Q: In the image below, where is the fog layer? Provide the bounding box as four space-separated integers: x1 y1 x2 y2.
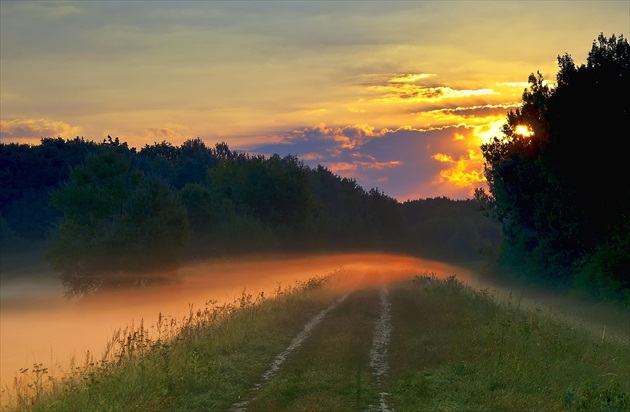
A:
0 253 472 386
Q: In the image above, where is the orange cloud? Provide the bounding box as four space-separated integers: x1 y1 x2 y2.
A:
0 118 82 143
325 159 401 175
277 123 388 151
133 126 188 144
326 162 358 174
300 152 326 161
370 83 496 104
424 103 520 115
432 148 485 189
254 122 496 200
347 106 366 113
388 73 436 83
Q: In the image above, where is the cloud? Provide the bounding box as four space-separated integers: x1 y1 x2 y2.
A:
432 149 485 188
332 72 524 139
367 71 498 105
134 126 188 144
252 123 489 201
371 84 497 103
0 118 82 143
4 2 620 200
389 73 436 83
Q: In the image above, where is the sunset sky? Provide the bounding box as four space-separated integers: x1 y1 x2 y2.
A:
1 1 628 200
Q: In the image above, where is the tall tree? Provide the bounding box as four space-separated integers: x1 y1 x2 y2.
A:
481 33 630 291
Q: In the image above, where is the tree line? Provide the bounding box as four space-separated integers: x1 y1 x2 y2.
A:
1 136 500 296
480 33 629 303
4 33 625 302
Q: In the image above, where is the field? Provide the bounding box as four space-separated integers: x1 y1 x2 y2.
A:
3 268 629 411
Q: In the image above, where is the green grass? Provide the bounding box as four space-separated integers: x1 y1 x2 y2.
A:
3 271 629 411
245 288 382 411
388 275 630 411
3 275 338 411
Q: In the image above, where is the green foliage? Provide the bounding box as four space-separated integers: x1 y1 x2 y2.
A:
47 151 189 296
3 135 502 294
0 137 98 238
574 227 630 304
208 153 317 236
481 33 630 298
401 197 502 261
308 166 370 247
0 211 17 244
179 183 215 235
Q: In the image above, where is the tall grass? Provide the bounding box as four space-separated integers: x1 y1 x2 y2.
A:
1 275 334 411
3 271 628 411
388 274 630 411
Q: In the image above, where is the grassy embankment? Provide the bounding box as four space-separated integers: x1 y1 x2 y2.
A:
3 270 629 411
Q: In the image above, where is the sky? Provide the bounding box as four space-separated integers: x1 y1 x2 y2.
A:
1 1 628 201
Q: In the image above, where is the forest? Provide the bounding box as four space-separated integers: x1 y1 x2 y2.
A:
1 34 627 303
0 136 501 296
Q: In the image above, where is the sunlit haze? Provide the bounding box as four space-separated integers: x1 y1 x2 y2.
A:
0 253 475 387
1 1 627 199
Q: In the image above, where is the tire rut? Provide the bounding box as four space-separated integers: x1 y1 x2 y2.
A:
366 285 395 412
231 291 352 411
232 283 398 411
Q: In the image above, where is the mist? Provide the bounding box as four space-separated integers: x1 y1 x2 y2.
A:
0 252 475 387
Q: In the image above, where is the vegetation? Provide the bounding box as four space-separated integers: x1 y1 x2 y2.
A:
2 29 628 412
47 151 190 296
4 38 626 303
4 273 628 411
1 137 500 296
480 33 629 302
388 275 629 411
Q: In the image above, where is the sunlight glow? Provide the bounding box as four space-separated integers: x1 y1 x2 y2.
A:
0 253 472 388
473 119 506 145
514 124 534 137
432 149 485 188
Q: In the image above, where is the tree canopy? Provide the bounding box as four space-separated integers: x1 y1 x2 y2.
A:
2 136 501 296
481 33 629 300
47 151 190 296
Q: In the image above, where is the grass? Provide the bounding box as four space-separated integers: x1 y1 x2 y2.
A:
2 275 338 411
245 288 382 411
388 275 630 411
3 271 629 411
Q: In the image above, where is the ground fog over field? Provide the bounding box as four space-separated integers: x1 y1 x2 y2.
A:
1 253 477 387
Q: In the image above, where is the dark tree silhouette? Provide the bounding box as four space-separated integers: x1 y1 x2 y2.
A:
481 33 630 298
48 151 189 296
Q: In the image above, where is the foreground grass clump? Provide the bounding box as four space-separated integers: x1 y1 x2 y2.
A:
3 275 338 411
388 274 630 412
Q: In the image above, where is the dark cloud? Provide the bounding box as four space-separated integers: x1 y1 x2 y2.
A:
252 124 483 200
